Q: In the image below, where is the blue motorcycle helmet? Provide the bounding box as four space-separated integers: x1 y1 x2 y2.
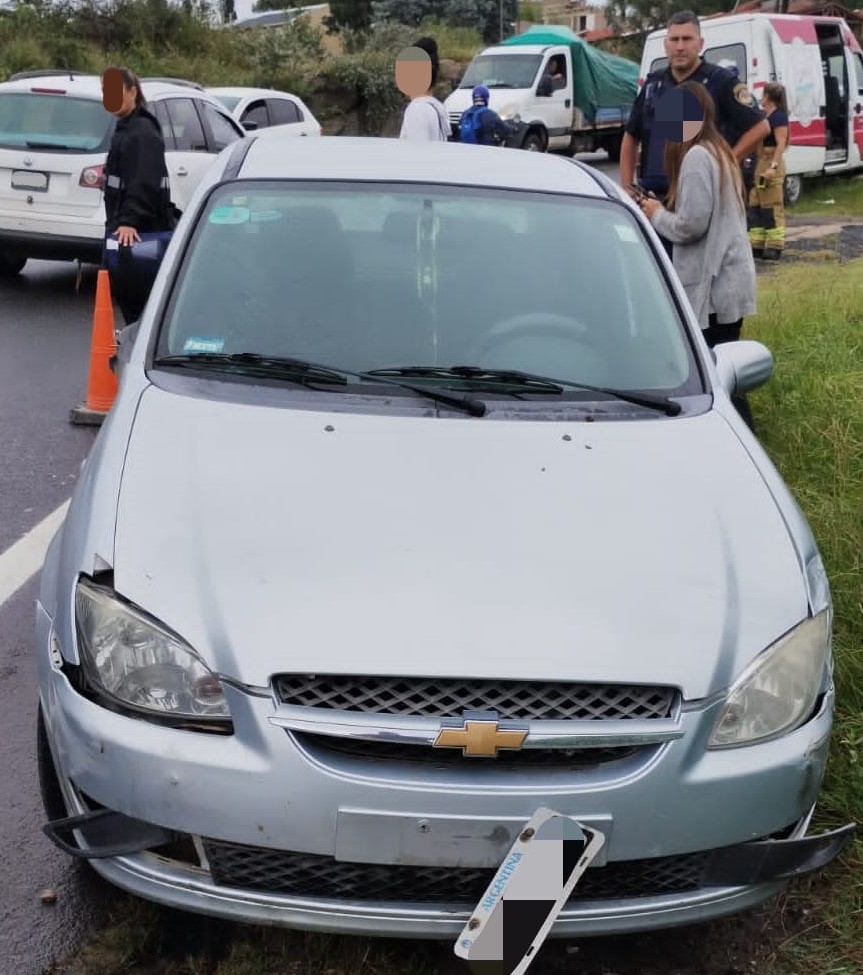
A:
472 85 490 105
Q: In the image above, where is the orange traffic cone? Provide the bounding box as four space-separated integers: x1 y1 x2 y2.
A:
70 269 119 425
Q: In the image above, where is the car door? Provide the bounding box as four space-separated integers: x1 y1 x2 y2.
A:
157 96 218 211
536 48 573 150
268 96 315 136
851 49 863 160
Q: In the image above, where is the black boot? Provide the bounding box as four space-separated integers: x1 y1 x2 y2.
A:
751 246 764 259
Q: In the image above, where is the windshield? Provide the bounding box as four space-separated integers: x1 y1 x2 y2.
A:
156 182 698 403
209 93 241 111
0 93 113 151
459 54 543 90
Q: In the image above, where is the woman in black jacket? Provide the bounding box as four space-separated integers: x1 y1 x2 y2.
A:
102 67 174 325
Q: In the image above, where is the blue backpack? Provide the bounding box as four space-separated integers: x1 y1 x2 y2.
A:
459 105 486 144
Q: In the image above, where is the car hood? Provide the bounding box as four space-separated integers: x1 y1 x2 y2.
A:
112 388 807 699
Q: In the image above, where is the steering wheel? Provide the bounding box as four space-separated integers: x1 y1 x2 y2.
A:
465 312 593 363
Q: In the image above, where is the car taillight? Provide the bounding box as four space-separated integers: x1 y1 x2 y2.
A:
80 165 104 190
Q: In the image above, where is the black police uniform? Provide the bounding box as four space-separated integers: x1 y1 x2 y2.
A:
104 106 174 325
626 61 764 198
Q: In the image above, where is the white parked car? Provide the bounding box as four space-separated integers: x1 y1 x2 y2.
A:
0 71 245 275
206 86 322 137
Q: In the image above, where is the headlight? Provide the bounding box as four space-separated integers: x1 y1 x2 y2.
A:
75 578 230 723
708 610 831 748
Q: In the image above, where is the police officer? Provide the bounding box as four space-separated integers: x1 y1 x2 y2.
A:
102 66 176 325
620 11 768 202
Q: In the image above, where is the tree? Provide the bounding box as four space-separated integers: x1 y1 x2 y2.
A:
605 0 729 44
372 0 518 43
325 0 374 33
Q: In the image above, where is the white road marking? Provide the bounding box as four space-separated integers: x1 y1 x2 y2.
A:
0 500 69 608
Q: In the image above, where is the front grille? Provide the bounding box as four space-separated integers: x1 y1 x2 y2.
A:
273 675 677 722
294 732 640 769
204 840 708 904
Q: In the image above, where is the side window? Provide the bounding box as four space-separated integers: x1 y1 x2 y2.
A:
199 101 243 151
703 43 747 82
269 98 302 124
240 101 270 129
150 100 175 149
164 98 207 152
855 52 863 94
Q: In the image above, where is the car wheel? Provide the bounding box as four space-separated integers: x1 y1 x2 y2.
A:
784 175 803 207
37 704 69 822
603 134 623 163
522 132 545 153
0 251 26 276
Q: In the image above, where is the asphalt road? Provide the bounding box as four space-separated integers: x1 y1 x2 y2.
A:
0 259 108 975
0 150 620 975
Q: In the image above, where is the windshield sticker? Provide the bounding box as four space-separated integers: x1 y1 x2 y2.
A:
209 206 251 225
250 210 283 223
183 337 225 353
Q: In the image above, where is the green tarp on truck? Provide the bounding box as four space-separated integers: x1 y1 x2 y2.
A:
501 25 639 123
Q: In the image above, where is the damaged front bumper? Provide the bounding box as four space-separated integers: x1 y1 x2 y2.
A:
43 801 855 938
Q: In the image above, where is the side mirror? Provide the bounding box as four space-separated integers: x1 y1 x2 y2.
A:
243 120 259 131
713 340 773 395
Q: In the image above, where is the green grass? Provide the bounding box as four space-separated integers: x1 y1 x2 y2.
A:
789 172 863 217
52 262 862 975
746 260 863 973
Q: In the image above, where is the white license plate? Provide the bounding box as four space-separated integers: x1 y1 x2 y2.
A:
454 807 604 975
12 170 49 192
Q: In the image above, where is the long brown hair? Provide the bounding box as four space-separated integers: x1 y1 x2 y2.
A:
663 81 743 213
763 82 788 114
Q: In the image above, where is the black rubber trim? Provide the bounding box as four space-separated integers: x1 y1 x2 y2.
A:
702 823 856 886
221 136 255 182
43 808 174 859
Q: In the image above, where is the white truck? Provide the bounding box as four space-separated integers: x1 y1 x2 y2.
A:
641 13 863 203
444 25 639 159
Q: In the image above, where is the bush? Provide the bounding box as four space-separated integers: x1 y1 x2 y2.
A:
320 50 403 134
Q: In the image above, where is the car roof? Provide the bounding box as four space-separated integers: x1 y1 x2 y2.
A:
232 135 609 198
0 73 212 101
207 86 301 100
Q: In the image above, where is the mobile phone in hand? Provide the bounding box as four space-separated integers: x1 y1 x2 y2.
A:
629 183 648 201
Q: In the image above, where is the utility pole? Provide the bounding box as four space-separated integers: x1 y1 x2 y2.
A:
500 0 504 41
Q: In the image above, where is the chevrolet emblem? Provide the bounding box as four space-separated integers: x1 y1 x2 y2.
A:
433 717 528 757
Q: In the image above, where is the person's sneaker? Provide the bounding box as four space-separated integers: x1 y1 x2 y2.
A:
763 248 782 261
751 247 765 259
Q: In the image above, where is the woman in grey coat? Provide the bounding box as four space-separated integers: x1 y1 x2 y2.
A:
640 81 756 350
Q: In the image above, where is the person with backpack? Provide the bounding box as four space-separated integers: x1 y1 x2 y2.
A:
459 86 515 147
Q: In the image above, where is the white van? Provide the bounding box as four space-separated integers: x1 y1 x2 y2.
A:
640 13 863 203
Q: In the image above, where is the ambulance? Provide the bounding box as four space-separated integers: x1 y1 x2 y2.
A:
640 13 863 203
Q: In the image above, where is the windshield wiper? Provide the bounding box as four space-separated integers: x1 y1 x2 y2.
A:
153 353 487 417
154 353 349 385
25 140 73 150
368 366 681 416
368 365 563 393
